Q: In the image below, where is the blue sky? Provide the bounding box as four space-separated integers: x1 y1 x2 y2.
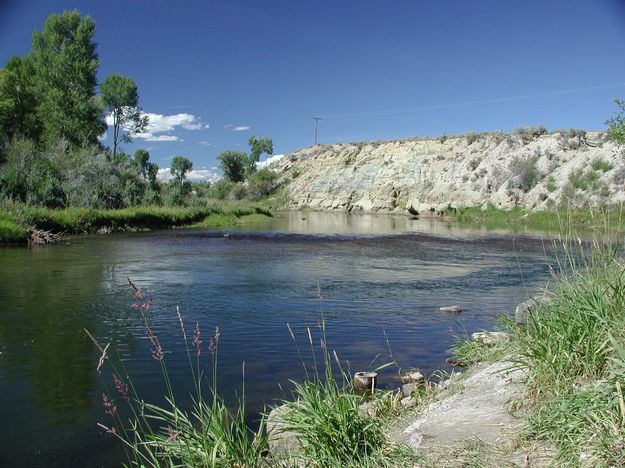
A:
2 0 625 178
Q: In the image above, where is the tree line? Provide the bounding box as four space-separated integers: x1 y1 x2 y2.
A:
0 10 280 210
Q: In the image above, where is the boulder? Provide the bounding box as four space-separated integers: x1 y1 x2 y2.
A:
400 396 417 408
515 295 552 323
471 331 510 346
402 383 417 397
266 404 300 456
402 371 425 384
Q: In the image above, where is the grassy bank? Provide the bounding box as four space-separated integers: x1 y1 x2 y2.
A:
453 234 625 465
0 202 273 244
448 205 625 233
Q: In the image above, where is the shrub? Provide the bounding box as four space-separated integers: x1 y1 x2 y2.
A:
515 125 547 144
568 168 601 191
546 175 557 193
247 168 279 198
509 154 540 191
590 158 614 172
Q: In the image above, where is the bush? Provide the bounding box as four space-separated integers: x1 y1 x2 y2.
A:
208 179 235 200
546 175 557 193
590 158 614 172
509 154 540 191
568 168 601 192
247 168 279 198
515 125 547 144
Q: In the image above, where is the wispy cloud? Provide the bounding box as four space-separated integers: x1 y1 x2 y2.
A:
225 124 250 131
105 112 209 142
199 141 217 146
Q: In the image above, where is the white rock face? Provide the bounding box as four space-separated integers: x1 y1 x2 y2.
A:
270 132 623 214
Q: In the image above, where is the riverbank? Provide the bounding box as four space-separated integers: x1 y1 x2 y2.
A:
447 204 624 232
0 202 273 244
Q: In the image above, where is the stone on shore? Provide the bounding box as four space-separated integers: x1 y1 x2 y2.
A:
515 295 552 323
392 361 526 451
472 331 510 346
266 404 300 456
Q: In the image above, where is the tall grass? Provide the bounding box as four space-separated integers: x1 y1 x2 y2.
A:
87 279 265 467
451 219 625 465
512 237 625 465
89 280 419 467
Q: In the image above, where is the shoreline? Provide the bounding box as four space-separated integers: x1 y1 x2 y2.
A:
0 203 274 245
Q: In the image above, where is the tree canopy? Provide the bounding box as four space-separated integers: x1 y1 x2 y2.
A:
247 136 273 177
217 150 247 182
29 10 105 147
100 74 148 156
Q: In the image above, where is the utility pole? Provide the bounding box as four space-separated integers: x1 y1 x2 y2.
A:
313 116 321 145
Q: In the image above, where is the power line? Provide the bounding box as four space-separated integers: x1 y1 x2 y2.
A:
317 82 625 121
313 116 321 145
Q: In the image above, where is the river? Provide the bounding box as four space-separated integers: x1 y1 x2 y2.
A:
0 211 556 466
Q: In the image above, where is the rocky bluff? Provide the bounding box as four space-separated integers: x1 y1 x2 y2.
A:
270 130 622 215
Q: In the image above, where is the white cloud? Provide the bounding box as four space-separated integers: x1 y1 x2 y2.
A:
256 154 285 169
225 124 250 131
199 141 216 146
157 167 221 183
143 134 180 142
105 112 209 142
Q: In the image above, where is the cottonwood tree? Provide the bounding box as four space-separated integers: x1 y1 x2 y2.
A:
247 136 273 177
101 74 148 157
29 10 105 147
0 56 40 146
217 150 247 182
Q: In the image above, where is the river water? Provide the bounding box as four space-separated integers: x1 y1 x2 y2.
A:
0 211 557 466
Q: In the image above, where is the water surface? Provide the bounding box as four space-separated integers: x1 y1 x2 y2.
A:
0 212 556 466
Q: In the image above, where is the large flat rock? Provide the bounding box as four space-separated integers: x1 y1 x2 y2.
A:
394 361 526 450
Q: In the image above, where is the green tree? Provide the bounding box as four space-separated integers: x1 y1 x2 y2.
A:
133 148 150 178
0 56 39 146
170 156 192 182
217 150 247 182
100 73 148 157
607 99 625 146
29 10 105 147
247 136 273 177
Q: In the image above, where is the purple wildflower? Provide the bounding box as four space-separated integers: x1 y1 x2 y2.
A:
193 322 202 358
112 374 130 402
102 393 117 417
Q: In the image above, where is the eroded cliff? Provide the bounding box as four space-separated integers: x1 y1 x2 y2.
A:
270 131 623 215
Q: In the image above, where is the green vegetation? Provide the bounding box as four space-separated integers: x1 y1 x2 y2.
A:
568 168 599 190
0 11 282 244
546 175 557 192
515 125 547 144
89 281 421 467
450 228 625 465
449 205 624 233
100 73 148 157
0 203 272 244
590 157 614 172
509 153 540 191
607 99 625 146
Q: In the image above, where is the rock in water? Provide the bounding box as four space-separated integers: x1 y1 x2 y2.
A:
439 305 463 313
